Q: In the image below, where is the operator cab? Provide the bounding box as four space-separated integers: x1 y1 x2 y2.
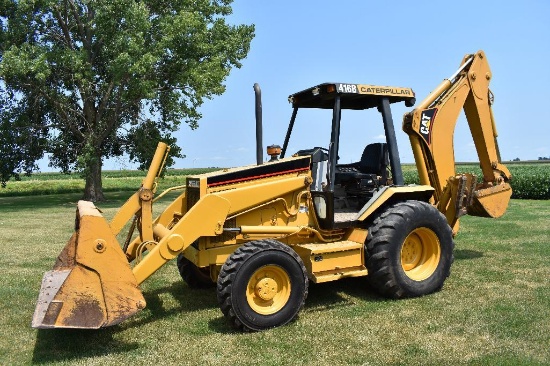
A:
281 83 415 229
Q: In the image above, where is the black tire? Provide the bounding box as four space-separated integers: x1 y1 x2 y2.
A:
217 239 308 331
176 254 215 289
365 200 454 298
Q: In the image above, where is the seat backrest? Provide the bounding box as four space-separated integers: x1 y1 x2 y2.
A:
358 143 388 175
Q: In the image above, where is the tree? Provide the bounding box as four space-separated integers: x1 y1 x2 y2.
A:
0 85 48 187
0 0 254 201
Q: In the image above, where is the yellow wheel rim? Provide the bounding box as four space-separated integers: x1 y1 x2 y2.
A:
246 265 291 315
401 227 441 281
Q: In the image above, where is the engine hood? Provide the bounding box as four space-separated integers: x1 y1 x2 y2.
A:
188 155 311 188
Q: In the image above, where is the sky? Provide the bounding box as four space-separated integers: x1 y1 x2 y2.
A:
69 1 550 170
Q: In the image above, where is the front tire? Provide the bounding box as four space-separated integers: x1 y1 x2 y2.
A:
176 254 214 289
217 239 308 331
366 200 454 298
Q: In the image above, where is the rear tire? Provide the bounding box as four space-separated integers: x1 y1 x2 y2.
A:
366 200 454 298
176 254 214 289
217 239 308 331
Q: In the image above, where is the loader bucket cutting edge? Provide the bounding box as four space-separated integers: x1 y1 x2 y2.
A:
32 201 146 329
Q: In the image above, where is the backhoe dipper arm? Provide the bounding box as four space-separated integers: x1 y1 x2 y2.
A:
403 50 512 229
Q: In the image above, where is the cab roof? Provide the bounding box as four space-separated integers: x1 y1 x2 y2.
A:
288 82 415 110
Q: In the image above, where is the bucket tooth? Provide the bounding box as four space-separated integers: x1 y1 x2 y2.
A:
32 201 146 329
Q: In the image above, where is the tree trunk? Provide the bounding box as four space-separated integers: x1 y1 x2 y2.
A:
83 153 105 202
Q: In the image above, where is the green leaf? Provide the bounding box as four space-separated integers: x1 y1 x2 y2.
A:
0 0 254 200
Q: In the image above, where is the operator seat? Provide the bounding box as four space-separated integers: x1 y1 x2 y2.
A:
335 143 388 181
357 143 388 176
335 143 389 206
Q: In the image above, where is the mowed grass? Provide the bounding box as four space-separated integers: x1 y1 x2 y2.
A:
0 192 548 365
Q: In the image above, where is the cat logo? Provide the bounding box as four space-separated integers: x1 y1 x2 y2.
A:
420 108 437 144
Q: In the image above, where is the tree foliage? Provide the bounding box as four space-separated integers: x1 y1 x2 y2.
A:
0 85 48 187
0 0 254 200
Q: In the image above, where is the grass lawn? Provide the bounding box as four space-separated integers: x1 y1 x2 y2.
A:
0 192 548 365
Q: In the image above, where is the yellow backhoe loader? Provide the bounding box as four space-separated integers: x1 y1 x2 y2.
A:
32 50 511 331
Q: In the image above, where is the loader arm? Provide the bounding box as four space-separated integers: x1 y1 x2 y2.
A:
110 142 170 239
403 50 512 231
131 174 310 284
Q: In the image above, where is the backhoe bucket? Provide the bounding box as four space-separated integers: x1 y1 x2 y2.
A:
467 183 512 218
32 201 145 329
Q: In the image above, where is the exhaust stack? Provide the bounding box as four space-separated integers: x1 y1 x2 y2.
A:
254 83 263 165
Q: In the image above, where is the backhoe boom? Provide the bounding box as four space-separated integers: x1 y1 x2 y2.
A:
403 50 512 231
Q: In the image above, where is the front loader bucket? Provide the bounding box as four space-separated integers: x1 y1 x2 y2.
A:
467 182 512 218
32 201 146 329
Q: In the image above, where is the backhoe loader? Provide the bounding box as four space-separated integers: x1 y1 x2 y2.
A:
32 50 512 331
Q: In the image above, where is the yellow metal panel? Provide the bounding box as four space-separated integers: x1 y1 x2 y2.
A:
294 241 365 282
206 244 242 266
240 226 302 234
132 194 231 284
183 243 242 268
217 175 309 215
356 186 434 222
429 82 470 191
311 249 362 273
153 191 186 229
297 241 363 254
346 228 368 244
313 268 369 283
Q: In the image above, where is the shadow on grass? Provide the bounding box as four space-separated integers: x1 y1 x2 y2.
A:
32 250 484 360
31 282 222 362
124 281 236 334
204 277 389 334
306 276 386 312
454 249 484 260
126 277 389 334
32 328 139 364
208 316 234 333
110 277 388 336
121 281 219 329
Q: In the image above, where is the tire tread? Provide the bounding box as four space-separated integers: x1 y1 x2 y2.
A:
366 201 455 298
216 239 308 331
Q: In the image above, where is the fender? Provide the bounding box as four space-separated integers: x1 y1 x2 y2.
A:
356 185 434 222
